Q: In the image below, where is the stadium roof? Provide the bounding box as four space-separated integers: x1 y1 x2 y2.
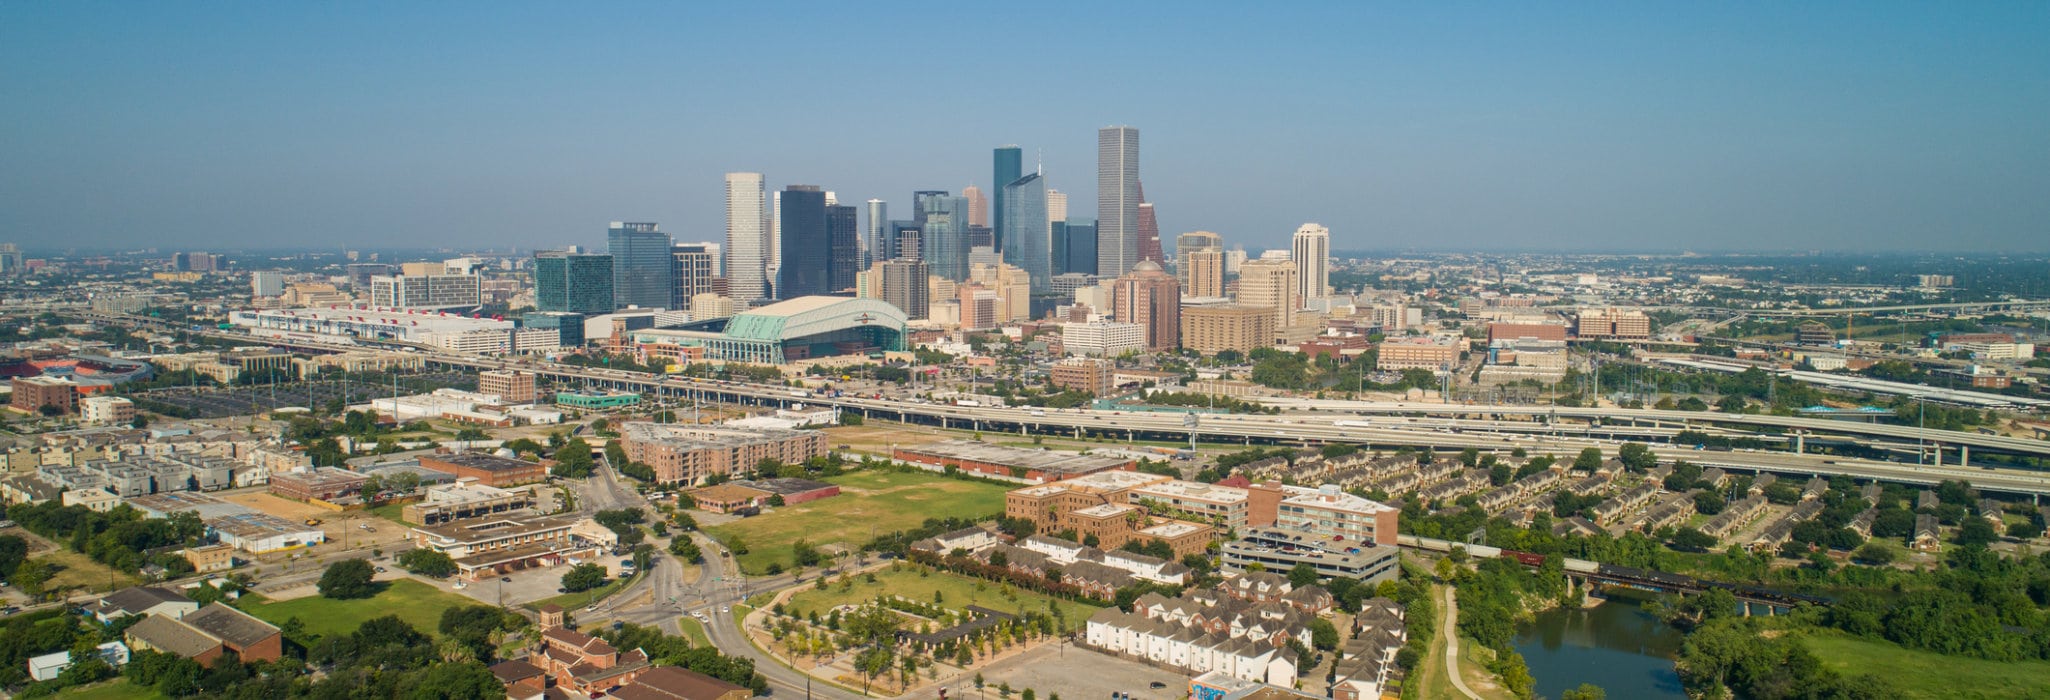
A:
722 296 906 342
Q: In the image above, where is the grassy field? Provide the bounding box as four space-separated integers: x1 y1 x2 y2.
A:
239 579 477 640
36 546 139 594
780 566 1102 632
705 470 1010 575
61 679 165 700
1802 631 2050 699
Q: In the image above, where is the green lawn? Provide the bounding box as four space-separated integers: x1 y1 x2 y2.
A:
780 566 1101 632
525 572 638 612
1802 631 2050 699
238 578 477 640
366 501 411 526
678 616 712 647
705 470 1011 575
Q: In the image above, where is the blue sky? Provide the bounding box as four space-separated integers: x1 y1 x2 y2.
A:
3 2 2046 253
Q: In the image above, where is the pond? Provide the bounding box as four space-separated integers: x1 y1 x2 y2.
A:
1512 598 1687 700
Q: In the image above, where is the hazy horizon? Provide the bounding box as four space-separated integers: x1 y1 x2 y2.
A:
4 3 2046 253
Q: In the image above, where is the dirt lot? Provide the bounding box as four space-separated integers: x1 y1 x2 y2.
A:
217 490 412 554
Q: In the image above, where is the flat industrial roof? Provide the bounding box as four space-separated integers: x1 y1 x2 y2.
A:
900 440 1131 476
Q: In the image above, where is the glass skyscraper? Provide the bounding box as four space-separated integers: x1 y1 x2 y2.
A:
992 145 1022 252
827 201 859 292
921 195 970 281
1064 218 1098 276
776 185 830 298
608 222 674 309
1001 172 1050 291
534 250 615 314
864 199 886 268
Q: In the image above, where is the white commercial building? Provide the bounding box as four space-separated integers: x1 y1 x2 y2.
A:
250 271 285 297
725 172 769 305
1062 321 1146 357
369 274 482 309
1291 223 1330 303
80 396 137 426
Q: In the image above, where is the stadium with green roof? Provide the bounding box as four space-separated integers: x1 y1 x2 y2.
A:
628 296 908 364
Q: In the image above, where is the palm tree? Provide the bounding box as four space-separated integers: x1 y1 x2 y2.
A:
438 638 475 664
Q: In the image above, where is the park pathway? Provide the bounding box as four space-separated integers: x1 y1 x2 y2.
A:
1442 586 1483 700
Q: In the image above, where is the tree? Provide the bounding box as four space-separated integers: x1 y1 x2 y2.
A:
553 437 596 478
1617 442 1656 472
670 537 704 563
1957 518 1998 547
1692 491 1726 515
1561 683 1607 700
562 562 609 592
1288 562 1320 588
398 549 457 578
1668 528 1718 552
1853 542 1896 565
1572 447 1605 472
318 558 377 599
1309 618 1340 651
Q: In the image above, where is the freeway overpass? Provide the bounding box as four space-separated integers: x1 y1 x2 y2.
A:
80 313 2050 495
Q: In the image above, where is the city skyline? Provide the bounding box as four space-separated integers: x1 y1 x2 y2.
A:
4 4 2047 253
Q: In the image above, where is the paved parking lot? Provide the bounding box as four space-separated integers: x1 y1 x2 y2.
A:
451 564 571 607
963 643 1188 700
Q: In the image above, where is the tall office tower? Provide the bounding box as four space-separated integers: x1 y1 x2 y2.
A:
0 243 21 276
1000 173 1051 291
1050 221 1069 276
1135 189 1163 264
1185 249 1226 299
963 185 988 229
768 190 783 292
1238 255 1300 328
911 190 949 227
724 172 770 305
1046 189 1068 224
873 258 931 320
776 185 830 298
1064 218 1099 276
921 194 971 281
826 201 859 292
1111 260 1181 351
1097 126 1140 277
864 199 887 267
1175 230 1224 287
671 244 718 312
992 145 1022 251
608 222 674 309
888 220 921 261
1291 223 1331 304
1225 247 1248 275
250 271 285 297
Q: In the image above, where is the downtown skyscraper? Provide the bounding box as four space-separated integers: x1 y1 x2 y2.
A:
534 250 614 314
864 199 887 268
1097 126 1140 278
1292 223 1331 303
1000 172 1050 291
826 198 859 293
777 185 830 298
920 193 971 281
724 172 770 305
992 145 1022 252
608 222 673 310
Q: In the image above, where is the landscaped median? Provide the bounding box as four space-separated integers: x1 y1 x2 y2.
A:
524 568 643 613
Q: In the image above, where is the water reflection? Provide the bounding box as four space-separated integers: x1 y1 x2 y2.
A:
1513 598 1686 700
